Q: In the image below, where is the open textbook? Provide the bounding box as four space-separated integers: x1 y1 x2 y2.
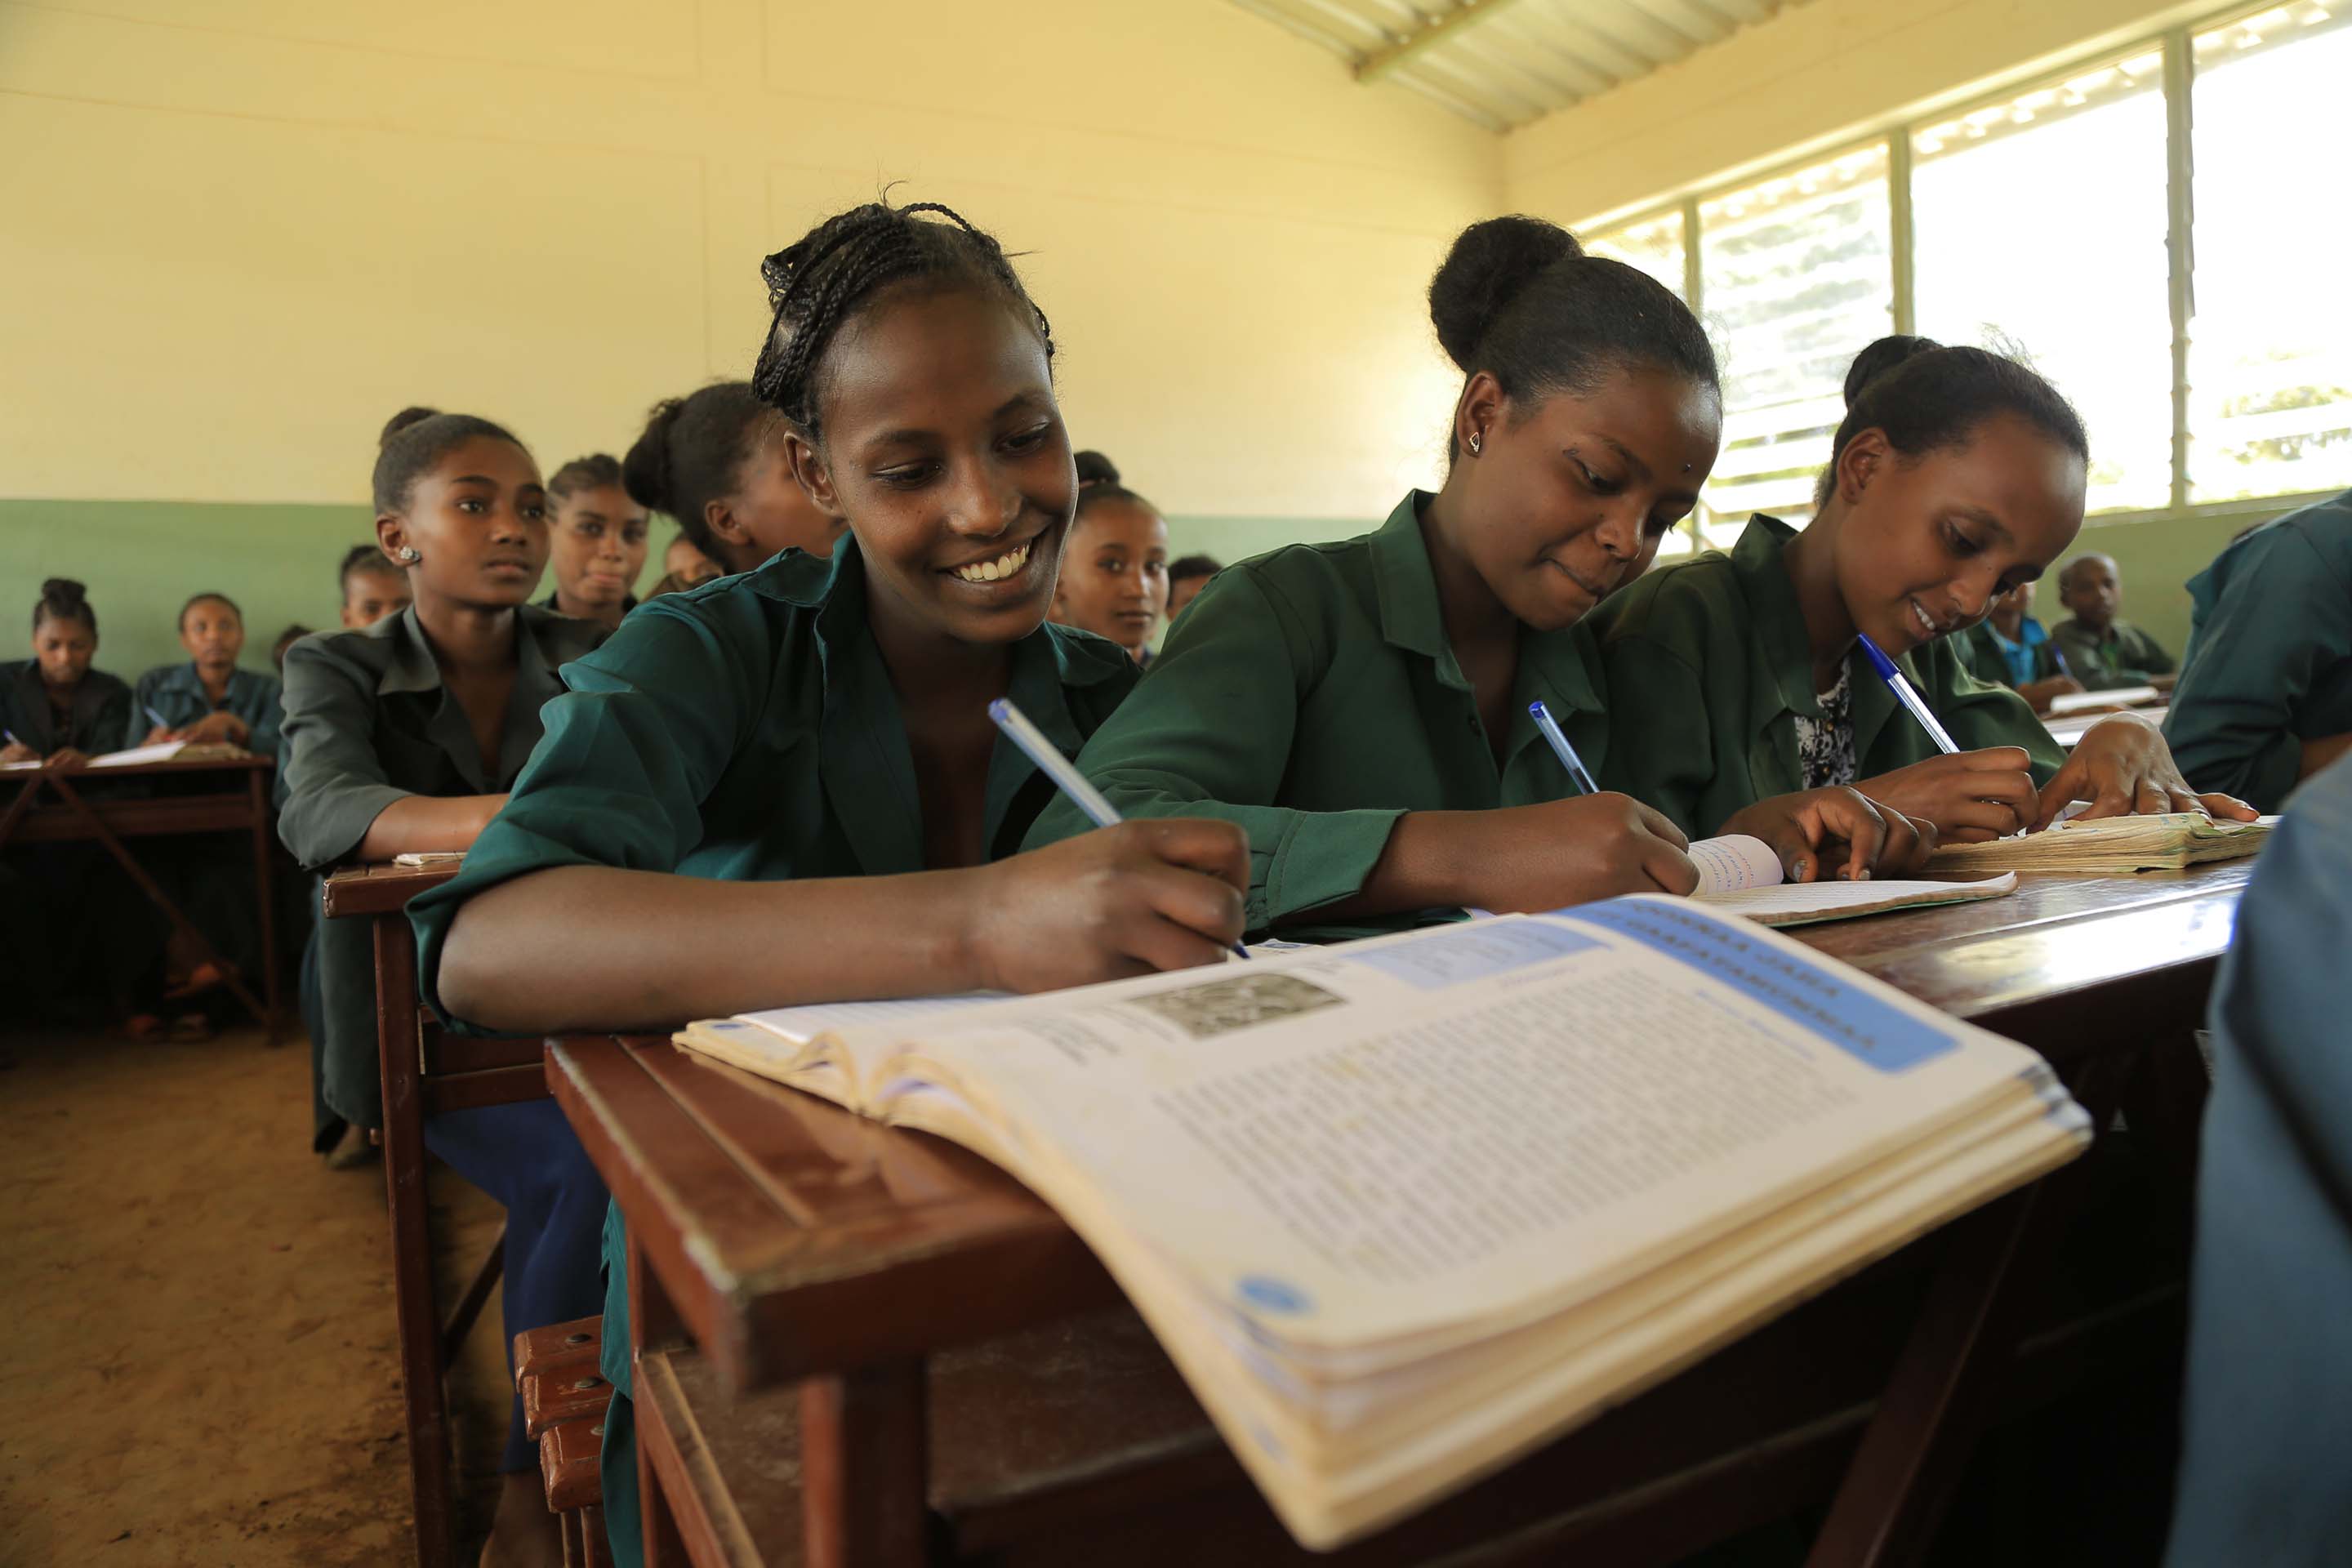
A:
1930 811 2277 874
675 898 2089 1548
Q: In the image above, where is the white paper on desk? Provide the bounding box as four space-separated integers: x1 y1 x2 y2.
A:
1686 835 1782 896
2046 685 2160 715
83 741 188 768
2 759 41 771
393 852 467 868
1696 875 2018 925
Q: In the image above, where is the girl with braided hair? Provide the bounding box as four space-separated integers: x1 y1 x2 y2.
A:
408 199 1247 1563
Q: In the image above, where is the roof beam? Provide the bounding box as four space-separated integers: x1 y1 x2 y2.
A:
1356 0 1537 83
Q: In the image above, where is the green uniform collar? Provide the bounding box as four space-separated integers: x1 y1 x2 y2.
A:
1729 514 1911 790
1367 491 1607 755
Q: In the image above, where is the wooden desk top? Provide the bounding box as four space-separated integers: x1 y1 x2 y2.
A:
322 861 464 918
549 858 2253 1396
2 752 274 780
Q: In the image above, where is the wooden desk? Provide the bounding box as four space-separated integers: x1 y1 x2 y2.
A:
0 753 281 1037
551 863 2247 1568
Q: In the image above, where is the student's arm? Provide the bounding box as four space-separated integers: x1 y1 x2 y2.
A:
2166 529 2352 810
419 607 1244 1032
276 638 504 866
2303 733 2352 782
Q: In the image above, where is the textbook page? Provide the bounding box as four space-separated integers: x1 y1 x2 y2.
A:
878 900 2068 1352
1687 834 1780 895
1699 874 2016 926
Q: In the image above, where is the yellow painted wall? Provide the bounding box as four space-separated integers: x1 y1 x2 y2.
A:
0 0 1500 523
1505 0 2212 224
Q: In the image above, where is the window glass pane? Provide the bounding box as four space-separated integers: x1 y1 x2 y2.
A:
1584 210 1686 301
1912 53 2172 514
1698 145 1894 537
2189 7 2352 501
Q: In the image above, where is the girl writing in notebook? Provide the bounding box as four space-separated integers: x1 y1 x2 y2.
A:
1 578 133 767
403 201 1249 1564
278 406 611 1565
619 381 840 576
1049 450 1171 665
1588 336 2255 842
131 592 283 755
1026 216 1931 939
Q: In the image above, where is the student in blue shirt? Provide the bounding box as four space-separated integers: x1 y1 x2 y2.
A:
1957 580 2082 715
129 592 283 755
403 200 1248 1566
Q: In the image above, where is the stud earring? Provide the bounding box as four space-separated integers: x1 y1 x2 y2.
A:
1468 431 1482 456
397 547 420 564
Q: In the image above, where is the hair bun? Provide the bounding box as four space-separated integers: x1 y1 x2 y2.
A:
1428 216 1584 372
39 577 87 608
1073 450 1120 489
380 406 440 448
621 397 686 513
1843 336 1942 408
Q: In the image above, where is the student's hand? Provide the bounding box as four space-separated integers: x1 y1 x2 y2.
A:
1721 788 1937 883
1858 749 2040 844
1457 795 1700 909
181 712 247 746
46 748 91 772
0 740 38 765
2038 717 2260 828
969 818 1249 993
2016 675 2082 715
140 724 180 745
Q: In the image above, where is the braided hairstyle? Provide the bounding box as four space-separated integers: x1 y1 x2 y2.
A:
32 577 96 635
751 200 1053 440
1817 336 2087 507
547 452 625 502
373 406 527 515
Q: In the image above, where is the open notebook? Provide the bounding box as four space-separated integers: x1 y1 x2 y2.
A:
1686 834 2015 926
675 898 2087 1548
1929 812 2276 874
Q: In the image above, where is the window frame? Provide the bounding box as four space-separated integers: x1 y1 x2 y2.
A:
1578 0 2332 551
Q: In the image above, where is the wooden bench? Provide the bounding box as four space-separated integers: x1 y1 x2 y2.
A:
519 1317 614 1568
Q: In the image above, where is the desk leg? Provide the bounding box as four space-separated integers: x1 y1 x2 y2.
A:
376 920 454 1568
1804 1065 2127 1568
249 771 279 1045
0 773 47 846
629 1236 690 1568
800 1363 928 1568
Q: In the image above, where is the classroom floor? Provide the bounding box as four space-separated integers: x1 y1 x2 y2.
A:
2 1020 513 1567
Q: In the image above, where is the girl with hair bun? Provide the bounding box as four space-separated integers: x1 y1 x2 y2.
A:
1589 335 2256 839
1 578 132 766
620 381 838 576
1049 450 1171 663
1027 215 1931 938
276 404 612 1565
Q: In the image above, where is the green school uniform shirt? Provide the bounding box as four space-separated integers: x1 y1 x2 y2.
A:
1021 491 1614 938
127 662 284 755
2164 489 2352 811
1585 514 2064 840
402 538 1136 1451
0 660 132 755
276 604 607 1129
2050 617 2175 691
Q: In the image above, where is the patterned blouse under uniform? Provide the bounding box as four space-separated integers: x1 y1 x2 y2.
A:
1795 664 1859 790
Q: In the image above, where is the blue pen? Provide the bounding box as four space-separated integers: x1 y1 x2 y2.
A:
1858 637 1960 754
1528 701 1599 795
144 704 173 732
987 697 1250 960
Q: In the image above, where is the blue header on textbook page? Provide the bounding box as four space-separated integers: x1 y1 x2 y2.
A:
1550 899 1958 1073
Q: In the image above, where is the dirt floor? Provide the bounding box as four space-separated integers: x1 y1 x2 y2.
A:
2 1020 516 1567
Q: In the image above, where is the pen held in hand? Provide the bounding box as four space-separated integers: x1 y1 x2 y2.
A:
987 697 1250 960
1857 637 1960 755
1528 700 1600 795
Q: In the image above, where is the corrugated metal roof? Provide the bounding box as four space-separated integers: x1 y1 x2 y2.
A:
1231 0 1804 131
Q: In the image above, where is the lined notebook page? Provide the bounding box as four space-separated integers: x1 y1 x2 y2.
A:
1697 875 2018 927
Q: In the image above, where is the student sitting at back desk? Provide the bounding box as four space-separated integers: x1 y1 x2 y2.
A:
400 200 1250 1568
2163 488 2352 812
540 452 649 629
1049 450 1169 666
278 405 611 1564
1166 551 1223 620
620 380 840 578
1 577 132 768
1028 216 1932 939
1591 336 2250 843
1958 580 2082 715
338 541 412 629
2051 551 2176 693
129 591 283 754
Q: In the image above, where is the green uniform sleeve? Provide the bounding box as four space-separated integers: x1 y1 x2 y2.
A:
276 639 412 868
1594 632 1718 838
1927 648 2065 784
2166 529 2352 808
406 601 766 1026
1024 568 1402 932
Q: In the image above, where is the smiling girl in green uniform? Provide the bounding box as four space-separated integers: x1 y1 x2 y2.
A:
1589 336 2255 840
405 201 1249 1566
1024 216 1931 935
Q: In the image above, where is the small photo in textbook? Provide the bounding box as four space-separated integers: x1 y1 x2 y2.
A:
1126 971 1348 1040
